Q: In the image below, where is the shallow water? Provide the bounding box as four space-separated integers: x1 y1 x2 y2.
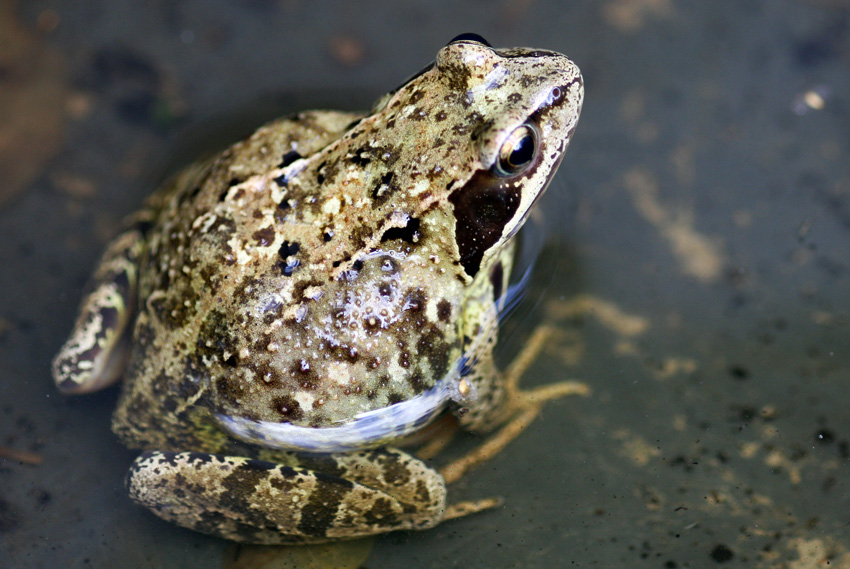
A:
2 2 849 568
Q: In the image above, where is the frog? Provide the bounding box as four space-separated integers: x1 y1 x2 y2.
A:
52 34 584 544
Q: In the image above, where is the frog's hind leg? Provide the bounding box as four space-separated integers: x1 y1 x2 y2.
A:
52 226 145 394
126 448 448 545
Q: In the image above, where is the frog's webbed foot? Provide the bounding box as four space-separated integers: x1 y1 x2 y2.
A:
500 324 590 413
126 448 447 545
442 324 589 485
52 226 144 394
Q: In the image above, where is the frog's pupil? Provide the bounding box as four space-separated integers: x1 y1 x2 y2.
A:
496 125 537 177
509 135 534 168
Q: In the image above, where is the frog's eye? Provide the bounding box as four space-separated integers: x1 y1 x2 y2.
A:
447 33 492 47
495 124 537 177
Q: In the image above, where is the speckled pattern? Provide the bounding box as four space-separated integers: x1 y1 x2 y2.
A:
50 37 583 543
126 447 446 544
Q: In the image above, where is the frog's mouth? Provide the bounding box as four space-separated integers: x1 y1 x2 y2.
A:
215 379 456 453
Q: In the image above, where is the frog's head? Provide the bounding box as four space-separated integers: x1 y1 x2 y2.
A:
371 35 582 280
431 34 584 278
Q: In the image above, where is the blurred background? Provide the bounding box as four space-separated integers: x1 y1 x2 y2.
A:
1 1 848 567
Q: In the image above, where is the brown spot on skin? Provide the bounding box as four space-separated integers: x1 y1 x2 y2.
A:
252 225 275 247
147 278 198 331
436 299 452 323
348 148 372 168
272 394 303 421
363 496 399 527
370 450 411 486
197 309 238 359
363 315 382 333
268 475 297 494
212 459 300 536
407 371 426 394
179 359 204 400
416 327 450 380
415 479 431 504
296 472 354 538
490 260 504 301
295 454 347 478
292 279 323 303
290 359 319 391
410 107 428 121
377 282 394 297
326 343 360 364
398 349 410 369
469 117 494 143
438 58 474 93
216 376 243 407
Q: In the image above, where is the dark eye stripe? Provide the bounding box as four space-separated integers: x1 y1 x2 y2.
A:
448 170 523 277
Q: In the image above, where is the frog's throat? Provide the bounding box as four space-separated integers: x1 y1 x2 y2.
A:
215 378 461 453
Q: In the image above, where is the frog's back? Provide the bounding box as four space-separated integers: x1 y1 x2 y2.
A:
112 108 469 451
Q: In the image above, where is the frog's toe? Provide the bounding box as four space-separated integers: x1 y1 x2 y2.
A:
127 450 447 545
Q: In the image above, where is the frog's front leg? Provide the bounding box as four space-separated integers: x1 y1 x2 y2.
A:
52 224 145 394
446 325 590 484
126 447 448 545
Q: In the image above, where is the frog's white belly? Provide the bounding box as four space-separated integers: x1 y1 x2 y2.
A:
217 373 459 452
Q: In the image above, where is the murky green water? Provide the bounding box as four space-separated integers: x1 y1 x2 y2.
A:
2 2 848 567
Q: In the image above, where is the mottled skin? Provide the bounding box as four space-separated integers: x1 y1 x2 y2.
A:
53 36 583 544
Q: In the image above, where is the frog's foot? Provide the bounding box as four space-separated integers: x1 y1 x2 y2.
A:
442 324 589 485
53 227 144 394
126 448 448 545
443 496 504 520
